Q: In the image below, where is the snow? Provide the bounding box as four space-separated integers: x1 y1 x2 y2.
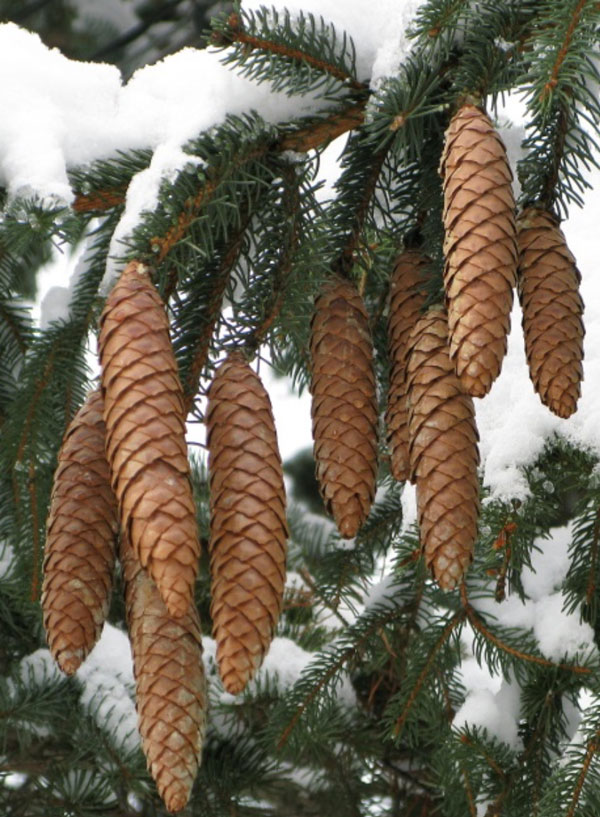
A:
75 623 139 754
454 676 522 750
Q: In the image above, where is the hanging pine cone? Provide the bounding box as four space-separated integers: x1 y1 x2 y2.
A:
310 277 378 537
517 207 584 419
42 389 118 675
206 352 288 695
99 260 199 619
121 533 206 814
440 103 517 397
385 250 428 482
406 308 480 590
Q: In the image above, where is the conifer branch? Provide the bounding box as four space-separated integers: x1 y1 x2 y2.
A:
277 604 404 749
27 461 40 603
72 188 127 213
585 506 600 606
461 761 477 817
333 148 389 280
214 11 365 92
245 167 300 351
565 729 600 817
71 102 365 216
540 0 590 100
181 209 254 412
393 611 464 738
460 583 592 675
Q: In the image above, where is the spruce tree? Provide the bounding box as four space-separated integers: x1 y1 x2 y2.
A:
2 2 600 815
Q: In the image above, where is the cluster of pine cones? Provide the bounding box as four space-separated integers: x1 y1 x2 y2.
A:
40 103 584 812
42 262 287 812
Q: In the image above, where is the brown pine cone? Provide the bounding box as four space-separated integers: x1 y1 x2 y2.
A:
42 389 118 675
121 533 206 814
385 250 428 482
440 103 517 397
310 278 378 537
517 207 584 419
206 352 288 695
406 308 480 590
99 260 199 619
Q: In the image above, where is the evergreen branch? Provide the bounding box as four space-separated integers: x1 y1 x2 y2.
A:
245 165 301 351
585 506 600 607
181 208 253 412
276 602 407 749
565 730 600 817
279 103 365 152
461 761 477 817
460 733 507 782
27 461 40 602
540 0 591 100
333 147 389 279
410 0 469 42
212 8 364 96
72 187 127 213
460 583 592 676
393 611 465 739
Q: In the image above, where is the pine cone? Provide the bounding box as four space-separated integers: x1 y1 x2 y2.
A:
42 389 118 675
385 250 428 482
517 207 584 419
99 260 199 619
206 352 288 695
406 308 480 590
440 103 517 397
121 533 206 814
310 278 378 537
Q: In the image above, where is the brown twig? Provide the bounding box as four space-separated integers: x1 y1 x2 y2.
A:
71 102 366 215
460 583 592 676
461 761 478 817
565 729 600 817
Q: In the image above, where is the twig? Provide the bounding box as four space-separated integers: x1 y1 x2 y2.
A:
565 729 600 817
460 583 592 676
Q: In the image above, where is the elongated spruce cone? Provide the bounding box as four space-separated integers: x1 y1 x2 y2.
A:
310 278 378 537
121 534 206 814
42 389 118 675
517 207 584 419
440 103 517 397
386 250 428 482
99 260 199 619
206 352 288 695
407 308 480 590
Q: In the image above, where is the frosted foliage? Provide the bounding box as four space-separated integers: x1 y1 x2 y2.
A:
75 624 140 754
456 527 596 746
